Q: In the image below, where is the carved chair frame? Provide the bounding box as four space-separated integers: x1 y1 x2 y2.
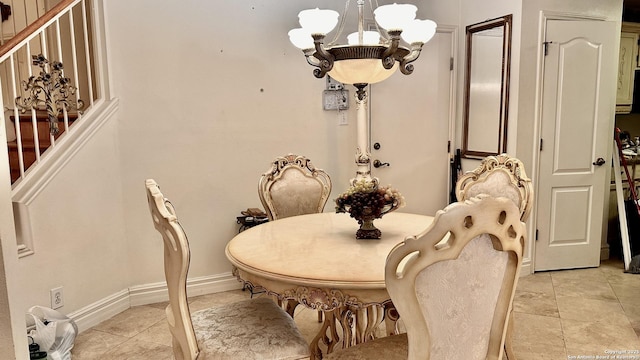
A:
386 196 525 359
258 154 332 221
455 153 533 221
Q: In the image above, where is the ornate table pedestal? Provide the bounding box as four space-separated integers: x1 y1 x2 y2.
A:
233 267 399 358
225 212 433 359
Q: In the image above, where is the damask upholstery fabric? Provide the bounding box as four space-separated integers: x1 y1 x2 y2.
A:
324 333 408 360
462 170 521 209
191 297 310 360
269 168 323 219
415 234 508 359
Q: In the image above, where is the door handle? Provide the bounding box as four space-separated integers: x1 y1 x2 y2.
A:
592 157 605 166
373 160 390 168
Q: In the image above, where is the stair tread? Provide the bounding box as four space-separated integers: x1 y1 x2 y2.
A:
8 141 51 150
10 110 79 123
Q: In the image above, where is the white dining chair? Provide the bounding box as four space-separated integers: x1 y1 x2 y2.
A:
456 153 533 221
455 153 533 359
145 179 310 360
259 153 332 221
258 153 332 322
325 195 526 360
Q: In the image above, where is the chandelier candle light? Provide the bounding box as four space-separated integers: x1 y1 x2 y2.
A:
289 1 435 238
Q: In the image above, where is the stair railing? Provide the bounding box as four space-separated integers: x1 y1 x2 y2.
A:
0 0 100 186
0 0 110 257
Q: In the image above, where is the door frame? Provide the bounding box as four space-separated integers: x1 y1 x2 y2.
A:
368 25 459 199
529 11 615 273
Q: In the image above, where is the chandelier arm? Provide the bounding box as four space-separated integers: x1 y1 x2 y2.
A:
305 55 321 67
399 45 423 75
301 48 321 68
381 30 401 69
312 34 335 79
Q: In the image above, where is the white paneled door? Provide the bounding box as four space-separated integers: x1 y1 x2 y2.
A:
534 19 617 271
369 30 454 216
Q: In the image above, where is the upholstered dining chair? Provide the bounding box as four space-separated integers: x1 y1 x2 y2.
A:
145 179 310 360
455 153 533 359
258 154 332 322
325 195 526 360
455 153 534 221
258 154 332 221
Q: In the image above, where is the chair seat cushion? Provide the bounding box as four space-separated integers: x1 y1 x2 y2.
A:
324 333 408 360
191 297 310 360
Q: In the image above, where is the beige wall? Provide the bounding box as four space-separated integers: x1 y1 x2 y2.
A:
13 116 128 308
106 0 458 287
110 0 354 285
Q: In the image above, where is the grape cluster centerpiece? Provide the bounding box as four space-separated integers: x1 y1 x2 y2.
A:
335 179 405 239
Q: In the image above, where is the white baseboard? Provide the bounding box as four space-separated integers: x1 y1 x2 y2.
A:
129 272 242 307
67 289 130 333
184 272 243 299
601 244 610 261
68 272 242 333
520 258 532 276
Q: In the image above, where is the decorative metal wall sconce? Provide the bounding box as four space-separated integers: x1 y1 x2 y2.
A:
15 54 84 135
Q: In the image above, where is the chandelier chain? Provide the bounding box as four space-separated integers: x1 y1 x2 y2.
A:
327 0 351 46
368 0 390 43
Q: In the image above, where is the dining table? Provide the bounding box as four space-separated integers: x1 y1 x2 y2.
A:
225 211 434 359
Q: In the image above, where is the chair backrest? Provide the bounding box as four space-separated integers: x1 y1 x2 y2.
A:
385 195 525 360
455 154 533 221
145 179 199 360
258 154 332 221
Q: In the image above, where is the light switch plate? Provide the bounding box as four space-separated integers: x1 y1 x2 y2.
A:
326 76 344 90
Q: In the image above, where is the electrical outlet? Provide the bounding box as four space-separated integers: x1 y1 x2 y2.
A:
50 287 63 309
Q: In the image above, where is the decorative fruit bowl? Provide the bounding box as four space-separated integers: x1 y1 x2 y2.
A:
335 179 405 239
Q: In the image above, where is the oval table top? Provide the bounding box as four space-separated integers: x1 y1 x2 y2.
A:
225 212 434 290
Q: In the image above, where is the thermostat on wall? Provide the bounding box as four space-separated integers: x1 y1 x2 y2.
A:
323 90 349 110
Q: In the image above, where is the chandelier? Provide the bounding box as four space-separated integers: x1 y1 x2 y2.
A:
288 0 436 88
288 2 436 236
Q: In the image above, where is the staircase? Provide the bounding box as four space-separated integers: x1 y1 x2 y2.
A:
7 111 78 183
0 0 104 189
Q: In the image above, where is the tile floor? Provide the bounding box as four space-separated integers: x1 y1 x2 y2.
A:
71 259 640 360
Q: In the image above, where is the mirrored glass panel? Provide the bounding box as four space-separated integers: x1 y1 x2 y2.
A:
462 14 512 159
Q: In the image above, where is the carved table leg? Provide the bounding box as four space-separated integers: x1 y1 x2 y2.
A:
284 299 299 317
383 301 400 336
353 305 384 344
339 307 356 349
310 308 342 360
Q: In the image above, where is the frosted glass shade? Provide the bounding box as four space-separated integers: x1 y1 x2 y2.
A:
328 59 398 85
289 28 314 50
347 31 381 45
401 19 437 44
298 8 339 35
374 3 417 31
